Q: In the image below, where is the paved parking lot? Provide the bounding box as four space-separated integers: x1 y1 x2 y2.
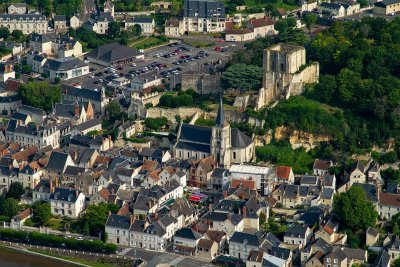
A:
125 247 216 267
66 42 243 90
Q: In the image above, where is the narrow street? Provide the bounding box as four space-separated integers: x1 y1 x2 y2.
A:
81 0 96 22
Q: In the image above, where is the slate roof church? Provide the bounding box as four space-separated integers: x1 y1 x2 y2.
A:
174 97 255 167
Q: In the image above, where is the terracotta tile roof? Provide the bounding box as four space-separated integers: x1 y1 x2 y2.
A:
225 28 253 34
142 160 158 171
276 166 292 179
9 143 20 151
379 192 400 207
225 21 234 30
29 161 42 171
249 17 275 28
11 146 38 162
37 157 49 167
148 170 161 181
277 8 287 16
198 239 215 249
98 188 110 201
313 159 332 170
231 179 257 190
165 18 180 27
117 203 130 216
94 155 112 165
165 166 175 175
5 79 21 92
205 230 226 243
16 208 31 220
323 225 334 235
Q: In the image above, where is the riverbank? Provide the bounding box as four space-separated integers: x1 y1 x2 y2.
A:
0 242 139 267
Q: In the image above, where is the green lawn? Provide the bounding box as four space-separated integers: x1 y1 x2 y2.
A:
44 219 63 231
276 2 301 11
130 36 167 49
29 249 118 267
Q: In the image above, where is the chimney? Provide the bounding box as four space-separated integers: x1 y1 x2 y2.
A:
73 150 78 161
130 215 135 225
223 190 227 198
74 104 80 116
209 203 212 212
50 180 55 193
108 135 112 148
242 206 247 217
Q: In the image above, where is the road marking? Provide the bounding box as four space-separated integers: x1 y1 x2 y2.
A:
170 256 185 265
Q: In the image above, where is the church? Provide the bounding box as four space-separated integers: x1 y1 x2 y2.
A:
173 97 255 168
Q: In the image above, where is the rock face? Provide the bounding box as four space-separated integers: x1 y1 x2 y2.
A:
259 126 330 150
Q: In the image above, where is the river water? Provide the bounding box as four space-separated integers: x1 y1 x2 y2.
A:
0 248 77 267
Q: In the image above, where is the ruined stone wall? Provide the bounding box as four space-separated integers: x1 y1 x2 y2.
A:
181 73 223 95
146 107 206 124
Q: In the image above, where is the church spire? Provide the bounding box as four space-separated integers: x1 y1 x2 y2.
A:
216 95 224 127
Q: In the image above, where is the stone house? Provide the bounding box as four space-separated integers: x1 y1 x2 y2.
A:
229 231 263 261
313 159 333 176
197 239 218 260
366 227 379 246
105 214 132 247
164 19 184 37
49 187 86 218
324 247 348 267
378 192 400 220
284 224 312 248
204 230 227 254
173 227 202 256
275 165 294 184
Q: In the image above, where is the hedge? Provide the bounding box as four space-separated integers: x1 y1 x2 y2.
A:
0 228 117 253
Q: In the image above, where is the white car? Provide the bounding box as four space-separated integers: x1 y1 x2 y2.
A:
130 63 136 67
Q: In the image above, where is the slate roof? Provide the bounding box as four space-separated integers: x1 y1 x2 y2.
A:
179 123 212 144
367 227 379 237
54 15 66 21
353 183 378 202
86 43 143 64
106 214 131 229
126 17 154 23
321 188 334 199
373 250 390 267
75 118 101 131
300 175 318 185
342 247 366 261
175 227 202 240
230 231 262 247
211 167 227 178
269 246 291 260
55 103 80 118
50 187 80 202
375 0 400 7
47 151 70 173
231 128 253 148
0 14 46 20
285 224 309 238
64 165 85 176
44 57 87 71
62 84 102 102
98 12 114 22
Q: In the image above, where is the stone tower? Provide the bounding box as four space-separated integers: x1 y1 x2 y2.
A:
211 96 232 167
263 44 306 102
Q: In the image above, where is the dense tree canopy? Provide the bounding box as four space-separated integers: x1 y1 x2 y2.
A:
6 182 25 200
333 186 378 231
18 82 61 113
222 64 263 90
158 92 194 108
32 201 51 225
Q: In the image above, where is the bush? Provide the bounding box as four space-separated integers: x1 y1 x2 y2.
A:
0 229 117 253
158 92 194 108
144 117 168 130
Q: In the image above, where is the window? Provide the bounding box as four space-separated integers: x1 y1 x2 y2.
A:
327 258 331 263
334 259 338 263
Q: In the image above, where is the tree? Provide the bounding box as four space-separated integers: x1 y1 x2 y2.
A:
32 201 51 225
54 77 61 84
79 203 111 237
11 30 23 40
274 19 288 33
38 0 51 16
222 64 263 90
333 186 378 231
83 221 90 236
0 26 10 39
286 17 297 29
303 13 317 32
394 222 400 237
6 182 24 200
18 82 61 112
2 198 19 218
145 103 153 109
259 211 267 226
132 24 142 36
105 100 124 121
144 117 168 130
108 21 121 38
